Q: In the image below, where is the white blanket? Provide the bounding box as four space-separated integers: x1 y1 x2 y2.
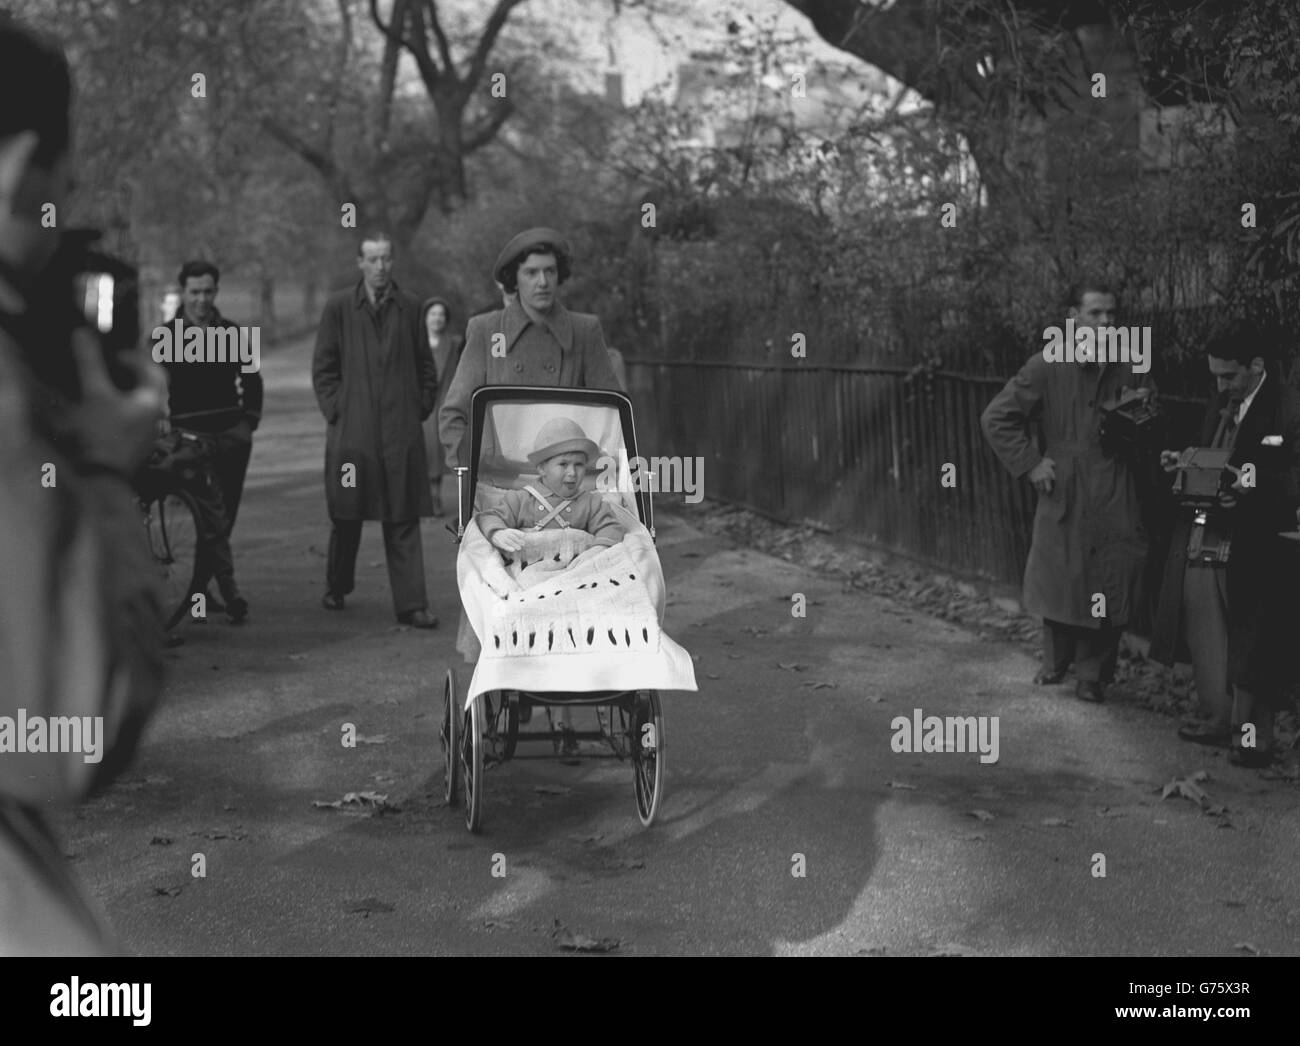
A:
455 502 698 705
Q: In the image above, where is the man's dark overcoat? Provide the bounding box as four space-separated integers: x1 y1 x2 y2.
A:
312 280 437 521
981 354 1154 629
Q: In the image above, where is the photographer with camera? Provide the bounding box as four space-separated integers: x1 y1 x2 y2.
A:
0 16 167 954
1151 325 1300 767
981 282 1157 704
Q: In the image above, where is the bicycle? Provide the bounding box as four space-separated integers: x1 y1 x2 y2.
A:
134 429 213 630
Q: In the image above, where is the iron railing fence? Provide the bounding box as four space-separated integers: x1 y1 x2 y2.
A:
626 358 1207 589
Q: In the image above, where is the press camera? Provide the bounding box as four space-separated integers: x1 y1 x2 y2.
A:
1098 386 1161 451
20 228 139 399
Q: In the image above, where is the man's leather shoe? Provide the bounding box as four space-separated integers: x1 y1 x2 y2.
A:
322 593 345 611
1228 745 1273 768
1177 722 1231 747
1075 680 1105 703
1034 669 1067 685
226 595 249 624
397 609 438 629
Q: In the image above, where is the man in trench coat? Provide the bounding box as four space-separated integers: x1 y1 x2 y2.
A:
981 284 1155 702
312 233 439 627
438 227 621 472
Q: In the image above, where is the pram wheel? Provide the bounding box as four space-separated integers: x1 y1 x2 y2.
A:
441 670 459 806
499 692 520 761
463 693 485 833
630 690 664 826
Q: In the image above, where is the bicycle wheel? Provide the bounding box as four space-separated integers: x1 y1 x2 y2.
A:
144 489 201 629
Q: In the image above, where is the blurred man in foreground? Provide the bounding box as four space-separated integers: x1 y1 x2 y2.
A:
0 15 167 954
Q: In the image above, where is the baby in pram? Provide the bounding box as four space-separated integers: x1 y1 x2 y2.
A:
476 416 625 562
474 416 627 759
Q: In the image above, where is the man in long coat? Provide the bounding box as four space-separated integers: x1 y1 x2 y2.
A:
438 227 620 472
981 284 1154 702
312 233 439 627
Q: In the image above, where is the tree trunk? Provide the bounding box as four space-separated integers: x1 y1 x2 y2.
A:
259 270 276 344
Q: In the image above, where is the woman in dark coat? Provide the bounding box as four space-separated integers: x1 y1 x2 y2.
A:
419 296 463 515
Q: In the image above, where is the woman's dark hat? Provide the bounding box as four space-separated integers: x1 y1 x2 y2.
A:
493 227 571 285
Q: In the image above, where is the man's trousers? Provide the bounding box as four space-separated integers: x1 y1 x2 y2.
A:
326 517 428 616
1181 564 1231 727
210 429 253 530
1042 618 1121 684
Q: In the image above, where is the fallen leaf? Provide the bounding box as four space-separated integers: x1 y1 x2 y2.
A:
348 898 395 916
928 942 981 956
967 809 995 823
1040 817 1072 828
1160 776 1209 806
152 884 186 898
886 780 916 790
801 681 836 690
557 933 620 953
1233 941 1260 955
191 827 248 841
312 791 392 812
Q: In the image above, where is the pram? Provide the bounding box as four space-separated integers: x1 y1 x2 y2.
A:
441 387 698 833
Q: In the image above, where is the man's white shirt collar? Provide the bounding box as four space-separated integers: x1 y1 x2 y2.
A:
1237 370 1266 425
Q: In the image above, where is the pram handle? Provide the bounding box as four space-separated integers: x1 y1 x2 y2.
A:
449 465 469 542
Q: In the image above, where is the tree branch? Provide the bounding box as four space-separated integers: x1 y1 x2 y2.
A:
324 0 354 153
425 0 456 81
464 96 515 152
371 0 409 148
261 116 356 203
403 1 446 97
462 0 531 101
